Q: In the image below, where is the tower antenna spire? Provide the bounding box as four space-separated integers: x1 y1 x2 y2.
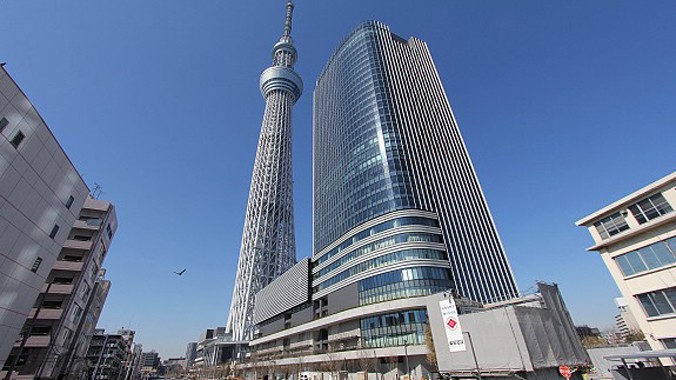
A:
283 0 294 38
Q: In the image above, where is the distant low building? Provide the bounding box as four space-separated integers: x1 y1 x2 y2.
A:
163 357 186 376
193 327 241 369
576 325 603 339
86 329 134 380
185 342 197 369
129 344 143 380
141 351 160 370
615 297 641 339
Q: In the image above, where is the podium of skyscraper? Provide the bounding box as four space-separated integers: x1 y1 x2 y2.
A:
226 1 301 342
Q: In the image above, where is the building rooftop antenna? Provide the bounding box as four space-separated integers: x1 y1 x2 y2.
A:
91 182 103 199
283 0 294 38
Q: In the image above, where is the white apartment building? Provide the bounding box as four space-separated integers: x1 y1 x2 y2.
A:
577 172 676 352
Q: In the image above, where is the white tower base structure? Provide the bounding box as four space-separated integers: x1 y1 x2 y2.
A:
226 1 302 342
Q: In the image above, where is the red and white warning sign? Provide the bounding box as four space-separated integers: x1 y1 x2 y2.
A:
446 317 458 330
559 365 572 379
439 298 466 352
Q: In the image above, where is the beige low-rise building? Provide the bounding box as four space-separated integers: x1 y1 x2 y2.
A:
577 172 676 353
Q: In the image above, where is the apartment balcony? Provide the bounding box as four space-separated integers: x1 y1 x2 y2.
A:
15 335 50 347
73 219 102 230
43 284 74 295
28 308 63 320
63 239 93 251
52 260 84 272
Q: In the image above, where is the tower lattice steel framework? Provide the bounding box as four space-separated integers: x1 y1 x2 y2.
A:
226 1 302 342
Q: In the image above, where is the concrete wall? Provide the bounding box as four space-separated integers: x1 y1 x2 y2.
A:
426 288 587 376
0 66 89 368
328 283 358 314
586 346 641 380
260 318 286 337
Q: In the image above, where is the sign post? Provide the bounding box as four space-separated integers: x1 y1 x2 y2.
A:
439 298 466 353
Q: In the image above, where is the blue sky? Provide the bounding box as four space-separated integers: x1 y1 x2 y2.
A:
1 0 675 357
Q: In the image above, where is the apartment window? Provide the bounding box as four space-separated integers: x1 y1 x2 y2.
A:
52 277 73 285
73 235 92 241
71 304 82 323
98 244 106 261
49 224 59 239
615 237 676 276
81 283 90 300
662 338 676 349
637 287 676 317
10 130 25 148
65 195 75 209
60 328 72 346
30 326 51 336
62 255 83 262
31 257 43 273
90 265 99 282
3 353 28 368
106 224 113 239
629 193 673 224
594 212 630 239
79 216 102 226
0 117 8 132
42 300 63 309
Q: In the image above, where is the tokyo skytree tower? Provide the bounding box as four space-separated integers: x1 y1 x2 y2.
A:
226 1 302 341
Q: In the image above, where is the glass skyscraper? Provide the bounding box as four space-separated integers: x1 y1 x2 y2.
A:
313 21 518 304
248 21 530 373
245 22 594 378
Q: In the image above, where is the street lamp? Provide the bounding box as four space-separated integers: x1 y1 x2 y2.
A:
403 340 410 380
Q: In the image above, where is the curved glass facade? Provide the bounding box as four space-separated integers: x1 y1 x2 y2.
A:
313 231 443 280
315 216 438 265
314 23 420 253
361 309 427 348
315 248 448 291
358 266 452 306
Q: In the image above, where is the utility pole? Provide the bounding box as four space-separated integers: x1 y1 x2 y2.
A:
463 332 481 380
403 341 410 380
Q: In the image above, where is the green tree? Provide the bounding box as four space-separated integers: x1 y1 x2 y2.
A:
581 335 608 349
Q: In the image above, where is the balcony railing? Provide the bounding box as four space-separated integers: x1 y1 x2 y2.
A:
28 308 63 320
52 260 84 272
14 335 51 348
43 284 74 294
63 240 93 250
